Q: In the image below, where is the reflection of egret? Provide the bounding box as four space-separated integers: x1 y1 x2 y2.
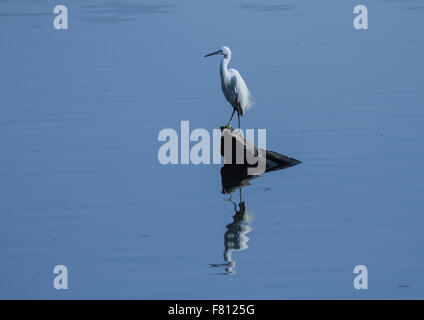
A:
223 190 252 274
204 46 253 129
211 188 252 275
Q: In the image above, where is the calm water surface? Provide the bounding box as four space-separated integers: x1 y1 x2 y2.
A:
1 0 424 299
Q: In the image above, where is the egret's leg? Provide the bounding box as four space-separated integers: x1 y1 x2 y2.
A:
237 110 240 129
226 109 236 128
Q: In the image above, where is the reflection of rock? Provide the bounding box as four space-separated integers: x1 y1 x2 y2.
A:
220 165 258 194
220 156 301 194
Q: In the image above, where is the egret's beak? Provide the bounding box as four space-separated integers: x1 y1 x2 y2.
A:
204 50 221 57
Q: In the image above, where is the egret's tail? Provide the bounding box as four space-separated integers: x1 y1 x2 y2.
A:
243 90 254 114
237 90 254 116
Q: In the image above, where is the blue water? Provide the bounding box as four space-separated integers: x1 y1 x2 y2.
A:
1 0 423 299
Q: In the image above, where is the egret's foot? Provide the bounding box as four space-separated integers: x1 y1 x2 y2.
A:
223 123 233 129
224 193 233 203
233 128 243 137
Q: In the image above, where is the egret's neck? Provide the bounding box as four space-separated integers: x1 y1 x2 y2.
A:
220 54 231 78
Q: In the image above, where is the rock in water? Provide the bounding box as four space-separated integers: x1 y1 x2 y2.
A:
220 127 302 194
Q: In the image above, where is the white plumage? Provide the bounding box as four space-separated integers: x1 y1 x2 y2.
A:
205 46 253 128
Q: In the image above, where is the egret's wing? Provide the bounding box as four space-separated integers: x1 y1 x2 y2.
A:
229 69 253 114
229 74 240 103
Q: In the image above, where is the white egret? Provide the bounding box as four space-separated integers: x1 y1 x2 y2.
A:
204 46 253 129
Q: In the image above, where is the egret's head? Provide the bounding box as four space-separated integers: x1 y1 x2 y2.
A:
204 46 231 58
220 46 231 58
